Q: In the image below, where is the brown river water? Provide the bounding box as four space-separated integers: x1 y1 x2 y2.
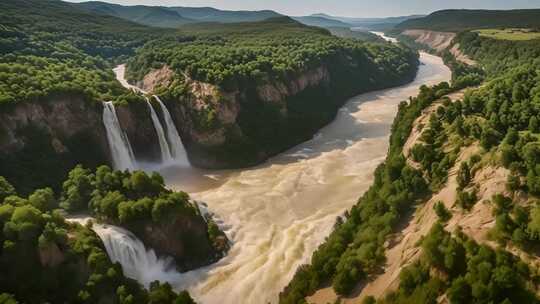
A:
153 49 451 303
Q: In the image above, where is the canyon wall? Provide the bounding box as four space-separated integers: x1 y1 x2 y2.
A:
401 29 476 65
136 58 418 168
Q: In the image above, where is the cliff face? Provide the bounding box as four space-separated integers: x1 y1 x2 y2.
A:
0 92 183 191
138 61 409 168
0 95 110 193
127 210 228 272
401 30 476 65
115 102 161 162
0 95 107 155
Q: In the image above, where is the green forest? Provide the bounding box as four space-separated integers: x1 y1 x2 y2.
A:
0 169 197 303
396 9 540 32
6 0 540 303
0 1 422 303
126 17 417 90
0 0 421 194
281 14 540 304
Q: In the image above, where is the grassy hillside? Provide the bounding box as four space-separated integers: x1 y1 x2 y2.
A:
396 9 540 32
475 28 540 41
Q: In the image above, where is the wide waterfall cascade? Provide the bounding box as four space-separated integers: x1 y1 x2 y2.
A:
66 217 181 287
154 95 190 166
93 224 182 287
103 102 137 171
145 98 173 163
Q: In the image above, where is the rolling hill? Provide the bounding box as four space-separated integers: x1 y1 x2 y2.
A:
396 9 540 32
73 1 282 27
168 6 281 23
292 16 351 28
311 13 425 30
74 1 194 27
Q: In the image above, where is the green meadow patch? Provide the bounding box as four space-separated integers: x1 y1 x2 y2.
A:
475 28 540 41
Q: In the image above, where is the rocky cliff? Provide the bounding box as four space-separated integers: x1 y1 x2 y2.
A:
401 29 476 65
136 58 417 168
0 93 169 192
0 95 110 193
115 101 162 162
126 208 228 272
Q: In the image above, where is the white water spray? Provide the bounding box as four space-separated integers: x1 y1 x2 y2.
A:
146 98 173 163
103 102 136 171
93 224 181 287
66 217 181 287
154 95 190 166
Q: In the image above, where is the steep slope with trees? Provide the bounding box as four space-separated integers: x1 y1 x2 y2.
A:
282 19 540 304
0 174 197 304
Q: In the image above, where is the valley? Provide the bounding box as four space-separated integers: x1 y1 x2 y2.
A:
2 1 540 304
163 51 450 303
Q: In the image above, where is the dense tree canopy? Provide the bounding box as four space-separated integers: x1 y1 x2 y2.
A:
281 82 457 303
0 0 161 106
0 173 196 304
127 19 418 92
380 224 538 304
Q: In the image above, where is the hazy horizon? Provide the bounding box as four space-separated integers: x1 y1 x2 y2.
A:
64 0 540 18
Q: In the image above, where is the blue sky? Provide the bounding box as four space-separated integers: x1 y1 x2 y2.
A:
66 0 540 17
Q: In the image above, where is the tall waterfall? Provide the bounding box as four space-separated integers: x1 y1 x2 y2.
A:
103 102 136 171
145 98 173 163
154 95 190 166
92 224 181 287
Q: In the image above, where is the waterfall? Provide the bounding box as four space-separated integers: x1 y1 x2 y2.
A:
145 98 173 163
111 64 191 167
154 95 190 166
66 217 181 287
103 102 136 171
92 224 181 287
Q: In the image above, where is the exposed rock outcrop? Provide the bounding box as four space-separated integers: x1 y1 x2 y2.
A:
38 243 66 268
115 102 161 162
127 211 227 272
401 30 476 65
0 95 110 193
403 29 456 52
137 65 174 93
0 95 107 155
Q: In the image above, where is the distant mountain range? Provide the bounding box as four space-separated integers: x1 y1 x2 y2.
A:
71 1 423 31
310 13 425 29
396 9 540 32
291 16 352 28
73 1 282 27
